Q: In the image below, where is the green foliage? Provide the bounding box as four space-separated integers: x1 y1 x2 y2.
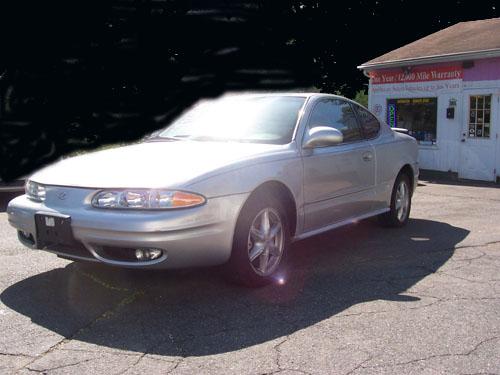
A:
353 89 369 108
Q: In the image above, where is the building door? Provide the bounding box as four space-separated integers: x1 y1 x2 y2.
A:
459 91 499 181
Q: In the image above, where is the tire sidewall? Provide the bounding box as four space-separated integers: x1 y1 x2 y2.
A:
389 174 412 227
227 191 290 287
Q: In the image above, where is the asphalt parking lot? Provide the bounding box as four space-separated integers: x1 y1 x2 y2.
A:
0 178 499 375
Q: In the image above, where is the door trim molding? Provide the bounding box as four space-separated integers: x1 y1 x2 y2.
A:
293 207 390 242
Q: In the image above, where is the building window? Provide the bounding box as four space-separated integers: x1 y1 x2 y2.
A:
469 95 491 138
387 98 437 145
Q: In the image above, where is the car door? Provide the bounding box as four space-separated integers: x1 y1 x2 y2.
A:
351 103 386 212
302 98 376 232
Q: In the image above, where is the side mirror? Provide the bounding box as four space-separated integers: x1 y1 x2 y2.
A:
303 126 343 149
392 127 409 135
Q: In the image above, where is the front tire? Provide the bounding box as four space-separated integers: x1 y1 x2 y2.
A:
225 192 290 287
378 173 412 227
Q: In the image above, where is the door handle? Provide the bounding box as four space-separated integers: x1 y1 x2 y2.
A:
362 152 373 162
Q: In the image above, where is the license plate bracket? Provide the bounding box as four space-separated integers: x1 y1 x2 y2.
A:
35 213 74 249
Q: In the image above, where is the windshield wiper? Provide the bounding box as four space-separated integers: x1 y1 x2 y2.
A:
162 135 214 141
146 136 181 142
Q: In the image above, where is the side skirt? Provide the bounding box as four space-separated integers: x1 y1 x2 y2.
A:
292 208 390 242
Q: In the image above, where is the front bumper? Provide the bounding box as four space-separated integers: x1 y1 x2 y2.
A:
7 188 249 269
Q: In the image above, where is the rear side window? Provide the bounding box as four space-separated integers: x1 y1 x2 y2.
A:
354 105 381 139
309 99 363 143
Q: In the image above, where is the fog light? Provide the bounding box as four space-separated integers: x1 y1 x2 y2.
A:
135 248 163 261
147 249 163 260
135 249 145 260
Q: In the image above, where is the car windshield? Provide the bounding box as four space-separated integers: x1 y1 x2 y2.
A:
158 95 306 144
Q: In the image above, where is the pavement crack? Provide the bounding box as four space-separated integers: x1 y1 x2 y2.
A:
113 353 146 375
455 240 500 252
270 370 312 375
112 334 181 375
17 272 143 373
266 333 314 375
344 353 374 375
26 357 95 373
336 297 442 318
404 262 496 285
465 336 500 356
362 336 500 369
58 348 141 357
0 352 34 358
436 272 490 285
165 358 184 374
273 336 290 371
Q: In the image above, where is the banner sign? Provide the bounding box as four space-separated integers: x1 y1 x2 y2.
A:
370 80 462 95
370 65 463 85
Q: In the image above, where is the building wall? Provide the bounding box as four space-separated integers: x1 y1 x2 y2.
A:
367 57 500 181
463 57 500 81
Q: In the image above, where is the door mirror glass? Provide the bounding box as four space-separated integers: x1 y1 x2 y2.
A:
303 126 343 149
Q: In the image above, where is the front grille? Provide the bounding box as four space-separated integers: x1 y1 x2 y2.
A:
44 242 93 259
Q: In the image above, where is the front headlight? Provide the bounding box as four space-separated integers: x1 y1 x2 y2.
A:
26 180 46 202
91 189 206 210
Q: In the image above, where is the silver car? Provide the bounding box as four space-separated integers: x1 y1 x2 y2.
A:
7 93 418 287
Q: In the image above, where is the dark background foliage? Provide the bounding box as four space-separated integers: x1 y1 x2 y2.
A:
0 0 498 179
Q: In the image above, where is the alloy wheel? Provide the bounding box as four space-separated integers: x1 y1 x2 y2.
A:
247 207 284 276
395 181 410 222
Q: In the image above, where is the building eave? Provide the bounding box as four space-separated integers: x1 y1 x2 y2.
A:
357 48 500 71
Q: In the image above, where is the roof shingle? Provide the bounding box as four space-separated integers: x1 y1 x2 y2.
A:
360 17 500 68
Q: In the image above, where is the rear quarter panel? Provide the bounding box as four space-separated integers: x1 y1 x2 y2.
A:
372 130 419 207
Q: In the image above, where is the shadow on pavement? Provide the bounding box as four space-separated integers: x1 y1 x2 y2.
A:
419 169 500 189
1 218 469 356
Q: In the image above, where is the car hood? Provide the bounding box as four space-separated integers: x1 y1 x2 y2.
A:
30 140 288 189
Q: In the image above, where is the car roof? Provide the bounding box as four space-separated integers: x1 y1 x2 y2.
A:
220 92 349 100
215 92 368 113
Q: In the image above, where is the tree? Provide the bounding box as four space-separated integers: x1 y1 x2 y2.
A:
353 89 369 108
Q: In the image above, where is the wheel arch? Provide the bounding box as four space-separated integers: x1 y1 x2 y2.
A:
399 164 415 194
241 180 298 237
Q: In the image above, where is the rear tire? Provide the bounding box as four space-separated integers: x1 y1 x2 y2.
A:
225 191 290 287
378 173 412 228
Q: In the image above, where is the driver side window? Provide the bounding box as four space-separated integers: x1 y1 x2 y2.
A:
308 99 363 143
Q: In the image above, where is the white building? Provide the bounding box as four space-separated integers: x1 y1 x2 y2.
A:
358 18 500 182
